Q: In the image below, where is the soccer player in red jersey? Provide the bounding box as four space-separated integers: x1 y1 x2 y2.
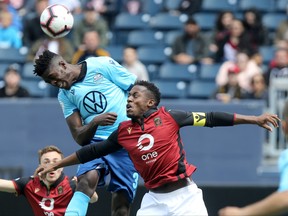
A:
37 81 280 215
0 145 97 216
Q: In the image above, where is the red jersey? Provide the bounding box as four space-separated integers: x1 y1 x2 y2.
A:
13 173 75 216
117 107 196 189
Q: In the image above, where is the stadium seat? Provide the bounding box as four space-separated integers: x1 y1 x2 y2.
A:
238 0 275 12
143 0 163 15
153 79 187 98
137 46 167 65
201 0 237 12
0 48 27 64
259 45 276 64
149 13 183 31
276 0 288 12
22 62 35 79
159 62 198 82
164 30 182 46
105 45 125 63
193 12 217 31
113 13 150 30
163 0 182 11
21 79 50 98
0 63 10 79
198 63 221 81
262 13 287 31
187 80 217 99
127 30 163 47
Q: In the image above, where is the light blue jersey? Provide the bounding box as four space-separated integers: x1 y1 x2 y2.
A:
58 56 137 140
57 56 138 203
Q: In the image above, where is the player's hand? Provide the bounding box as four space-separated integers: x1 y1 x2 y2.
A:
218 206 243 216
37 164 57 180
93 112 118 126
256 113 280 132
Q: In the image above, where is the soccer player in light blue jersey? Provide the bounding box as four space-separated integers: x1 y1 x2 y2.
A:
33 50 139 216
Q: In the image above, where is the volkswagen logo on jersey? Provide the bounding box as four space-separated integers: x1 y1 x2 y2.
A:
137 134 154 151
83 91 107 114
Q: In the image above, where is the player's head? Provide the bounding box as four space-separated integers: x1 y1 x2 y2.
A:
127 80 161 119
34 49 76 90
38 145 64 184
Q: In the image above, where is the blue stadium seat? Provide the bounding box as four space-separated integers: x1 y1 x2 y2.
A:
187 80 217 99
0 63 10 79
22 62 35 79
142 0 163 15
193 12 217 31
21 79 50 98
127 30 163 47
276 0 288 12
149 13 183 31
163 0 182 11
113 13 150 30
164 30 182 45
105 45 125 63
259 45 276 64
137 46 167 65
202 0 237 12
153 79 187 98
198 63 221 81
238 0 275 12
159 62 198 82
0 48 26 64
263 13 287 31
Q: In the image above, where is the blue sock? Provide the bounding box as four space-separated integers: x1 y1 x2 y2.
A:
65 191 90 216
278 149 288 191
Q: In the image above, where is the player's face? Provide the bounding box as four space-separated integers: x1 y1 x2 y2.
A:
127 85 154 119
40 151 63 185
41 61 73 90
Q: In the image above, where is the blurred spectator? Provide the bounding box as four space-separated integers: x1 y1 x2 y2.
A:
177 0 202 15
9 0 35 17
216 51 262 93
0 10 22 49
208 10 234 60
122 46 149 81
0 0 23 31
72 30 110 64
211 19 253 63
22 0 48 47
121 0 142 15
242 8 269 49
83 0 121 28
72 4 109 49
213 67 243 103
49 0 82 14
264 48 288 86
170 17 209 65
0 64 30 98
274 9 288 45
27 36 74 63
242 73 269 105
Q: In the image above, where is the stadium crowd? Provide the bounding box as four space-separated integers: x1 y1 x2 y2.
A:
0 0 287 103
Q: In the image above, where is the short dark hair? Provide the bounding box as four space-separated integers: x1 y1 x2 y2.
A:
135 80 161 106
34 50 58 76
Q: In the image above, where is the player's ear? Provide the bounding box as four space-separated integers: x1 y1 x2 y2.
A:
59 60 66 69
147 99 155 107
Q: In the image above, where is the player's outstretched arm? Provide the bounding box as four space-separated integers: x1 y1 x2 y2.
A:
218 190 288 216
37 153 80 178
234 113 280 131
0 179 16 193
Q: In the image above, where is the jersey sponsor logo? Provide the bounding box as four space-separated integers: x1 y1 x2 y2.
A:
83 91 107 114
192 112 206 126
154 117 162 126
93 74 102 82
137 134 158 163
127 127 132 134
39 197 55 211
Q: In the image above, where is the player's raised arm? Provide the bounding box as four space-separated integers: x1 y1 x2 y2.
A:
0 179 16 193
234 113 280 131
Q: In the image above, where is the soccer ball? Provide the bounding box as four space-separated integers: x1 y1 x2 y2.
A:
40 4 74 39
